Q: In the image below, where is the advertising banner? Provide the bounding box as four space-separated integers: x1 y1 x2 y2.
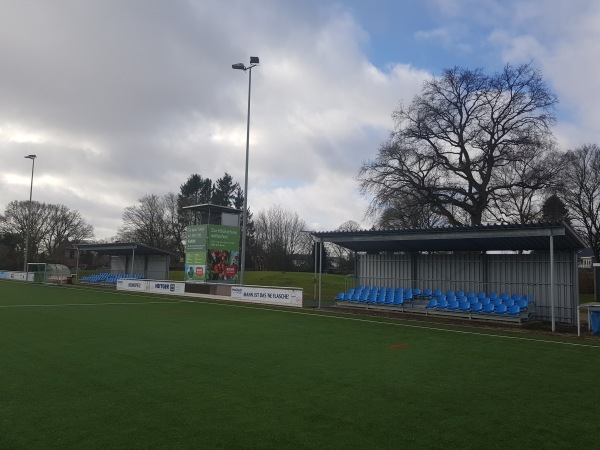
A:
185 224 240 283
231 286 303 307
0 271 33 281
148 281 186 295
116 279 185 295
117 279 149 292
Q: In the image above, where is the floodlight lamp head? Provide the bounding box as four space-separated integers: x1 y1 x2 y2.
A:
232 63 246 70
250 56 259 65
25 154 37 160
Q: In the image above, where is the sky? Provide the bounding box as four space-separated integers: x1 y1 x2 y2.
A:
1 0 599 240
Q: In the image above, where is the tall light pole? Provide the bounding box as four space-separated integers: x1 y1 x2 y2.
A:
232 56 259 286
23 154 37 280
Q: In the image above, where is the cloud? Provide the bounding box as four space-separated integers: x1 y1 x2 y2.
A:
0 0 429 239
1 0 598 243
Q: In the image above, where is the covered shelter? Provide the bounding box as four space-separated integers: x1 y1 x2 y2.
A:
182 203 242 226
74 242 172 280
310 221 587 330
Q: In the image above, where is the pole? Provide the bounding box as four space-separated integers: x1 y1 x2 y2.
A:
24 157 36 279
240 66 252 286
550 235 555 332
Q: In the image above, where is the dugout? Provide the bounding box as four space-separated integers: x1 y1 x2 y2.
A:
310 221 586 330
73 242 171 280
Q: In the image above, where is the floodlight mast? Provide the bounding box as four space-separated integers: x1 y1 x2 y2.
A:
232 56 259 286
23 154 37 280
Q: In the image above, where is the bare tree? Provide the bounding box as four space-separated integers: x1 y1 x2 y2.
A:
42 204 94 256
359 63 558 226
327 220 362 273
558 144 600 261
0 200 93 263
118 194 178 251
487 144 561 223
254 205 308 271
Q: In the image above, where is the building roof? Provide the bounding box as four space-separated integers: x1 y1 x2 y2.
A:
182 203 242 215
310 221 587 253
74 242 172 256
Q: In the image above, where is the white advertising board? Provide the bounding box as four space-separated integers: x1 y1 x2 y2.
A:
117 279 149 292
230 286 303 307
116 279 185 295
0 271 33 281
148 281 186 295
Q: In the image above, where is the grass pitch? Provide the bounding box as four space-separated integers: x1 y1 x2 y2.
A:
1 280 599 449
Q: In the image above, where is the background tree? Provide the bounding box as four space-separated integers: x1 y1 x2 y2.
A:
42 204 94 256
487 145 561 224
326 220 362 273
117 194 178 251
254 205 308 271
541 194 570 223
178 174 213 226
376 195 446 229
558 144 600 261
212 173 240 207
359 63 558 226
0 200 93 264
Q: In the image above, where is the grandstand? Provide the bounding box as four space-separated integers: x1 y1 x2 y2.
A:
79 273 145 285
334 285 533 323
311 221 586 330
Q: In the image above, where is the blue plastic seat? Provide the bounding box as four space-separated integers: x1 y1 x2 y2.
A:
446 294 457 303
466 291 475 299
359 287 371 302
456 290 465 297
437 299 449 309
445 290 455 297
368 287 379 303
335 292 345 300
517 299 528 310
507 304 521 315
504 298 515 307
376 288 387 304
458 301 471 311
495 304 508 314
500 293 510 301
511 293 522 301
343 289 354 301
425 299 438 309
351 289 361 301
412 288 422 297
492 298 503 307
448 300 459 310
422 288 433 298
477 291 486 299
480 297 491 305
385 289 396 305
432 289 443 297
470 302 483 313
483 303 495 314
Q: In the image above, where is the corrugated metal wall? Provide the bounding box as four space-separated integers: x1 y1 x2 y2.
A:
356 251 577 323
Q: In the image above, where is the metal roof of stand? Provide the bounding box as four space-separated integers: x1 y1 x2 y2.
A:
310 221 586 253
73 242 172 256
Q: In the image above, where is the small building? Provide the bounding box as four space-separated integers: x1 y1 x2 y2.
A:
74 242 172 280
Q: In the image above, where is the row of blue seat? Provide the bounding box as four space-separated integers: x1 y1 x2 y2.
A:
80 273 144 284
335 286 533 309
425 298 523 315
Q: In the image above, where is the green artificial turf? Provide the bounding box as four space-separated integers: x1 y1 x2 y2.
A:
1 280 600 449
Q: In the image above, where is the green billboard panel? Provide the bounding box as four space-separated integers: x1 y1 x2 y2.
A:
185 224 240 283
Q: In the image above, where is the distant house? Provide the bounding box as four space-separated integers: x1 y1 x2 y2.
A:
578 248 595 269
